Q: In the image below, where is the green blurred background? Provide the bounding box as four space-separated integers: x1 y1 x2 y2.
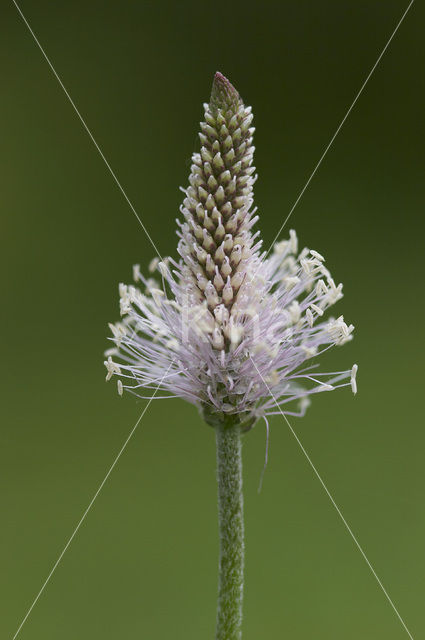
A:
1 1 424 638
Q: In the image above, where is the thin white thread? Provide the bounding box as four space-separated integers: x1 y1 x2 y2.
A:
262 0 415 261
11 366 172 640
250 356 414 640
257 414 270 494
12 0 164 262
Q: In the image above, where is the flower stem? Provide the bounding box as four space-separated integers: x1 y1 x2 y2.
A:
215 419 244 640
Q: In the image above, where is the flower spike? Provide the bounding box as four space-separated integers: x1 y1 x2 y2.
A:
105 72 357 428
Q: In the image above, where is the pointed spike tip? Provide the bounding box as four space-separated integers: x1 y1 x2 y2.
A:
210 72 241 112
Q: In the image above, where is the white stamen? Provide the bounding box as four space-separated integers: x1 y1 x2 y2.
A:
149 257 160 273
273 240 288 255
289 229 298 253
289 300 301 324
104 356 121 381
310 303 324 316
310 249 325 262
133 264 141 282
315 279 328 296
306 308 314 327
351 364 358 394
283 276 300 290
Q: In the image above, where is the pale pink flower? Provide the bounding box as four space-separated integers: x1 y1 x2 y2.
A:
105 72 357 429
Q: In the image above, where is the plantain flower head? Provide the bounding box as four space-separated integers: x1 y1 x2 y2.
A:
105 72 357 429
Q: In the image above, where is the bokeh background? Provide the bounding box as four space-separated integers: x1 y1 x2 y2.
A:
1 1 424 638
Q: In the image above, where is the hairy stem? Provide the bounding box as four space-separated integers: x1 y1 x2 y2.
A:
215 419 244 640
